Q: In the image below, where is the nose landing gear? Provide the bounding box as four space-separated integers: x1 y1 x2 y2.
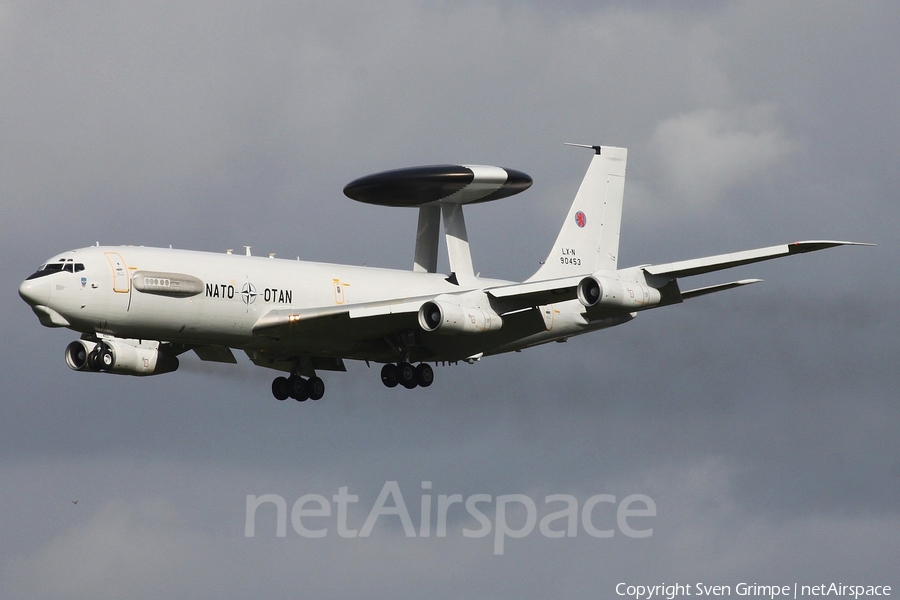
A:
86 343 113 372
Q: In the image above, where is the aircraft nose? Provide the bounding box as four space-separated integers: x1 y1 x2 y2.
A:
18 278 50 307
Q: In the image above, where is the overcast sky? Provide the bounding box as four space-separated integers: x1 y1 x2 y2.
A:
1 2 897 599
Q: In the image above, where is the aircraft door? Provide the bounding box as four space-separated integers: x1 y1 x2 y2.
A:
333 279 346 304
105 252 130 293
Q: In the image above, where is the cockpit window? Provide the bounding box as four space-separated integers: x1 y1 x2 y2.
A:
26 260 83 280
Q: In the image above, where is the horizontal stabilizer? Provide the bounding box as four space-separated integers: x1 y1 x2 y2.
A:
681 279 762 300
644 240 873 279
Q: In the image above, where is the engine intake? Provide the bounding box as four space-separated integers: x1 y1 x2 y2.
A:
65 339 97 371
418 300 503 334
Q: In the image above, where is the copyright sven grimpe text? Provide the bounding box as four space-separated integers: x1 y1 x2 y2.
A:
616 583 892 600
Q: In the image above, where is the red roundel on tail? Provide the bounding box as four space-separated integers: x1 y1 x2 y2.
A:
575 211 587 228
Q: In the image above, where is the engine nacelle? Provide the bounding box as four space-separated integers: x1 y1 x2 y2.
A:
65 339 98 371
577 275 662 310
418 300 503 334
65 338 179 376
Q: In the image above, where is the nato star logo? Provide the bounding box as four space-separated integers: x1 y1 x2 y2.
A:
241 282 258 305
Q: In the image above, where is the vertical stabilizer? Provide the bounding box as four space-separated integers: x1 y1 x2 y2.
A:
527 145 627 281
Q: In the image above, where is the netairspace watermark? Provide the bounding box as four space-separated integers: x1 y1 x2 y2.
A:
615 583 892 600
244 480 656 555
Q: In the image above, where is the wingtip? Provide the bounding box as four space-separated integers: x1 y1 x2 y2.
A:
788 240 876 255
793 240 876 247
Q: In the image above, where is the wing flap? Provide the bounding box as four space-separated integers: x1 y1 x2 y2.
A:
193 345 237 363
252 305 349 335
485 275 583 313
246 353 347 373
252 298 428 339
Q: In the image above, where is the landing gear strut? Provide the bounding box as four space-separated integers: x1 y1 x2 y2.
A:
381 362 434 390
87 347 103 371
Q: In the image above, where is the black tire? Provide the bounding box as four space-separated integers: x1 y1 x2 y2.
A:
99 346 114 371
398 362 417 389
86 349 102 372
289 376 308 402
272 376 290 401
415 363 434 387
381 363 399 388
307 376 325 401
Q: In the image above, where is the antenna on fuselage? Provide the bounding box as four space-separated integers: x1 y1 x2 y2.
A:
244 246 252 256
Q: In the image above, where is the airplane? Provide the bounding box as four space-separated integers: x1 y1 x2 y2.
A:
18 144 870 402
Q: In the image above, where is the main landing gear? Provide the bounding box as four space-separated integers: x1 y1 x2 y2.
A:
380 362 434 390
271 374 325 402
269 361 435 403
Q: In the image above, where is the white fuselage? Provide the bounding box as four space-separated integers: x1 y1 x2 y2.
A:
19 245 626 365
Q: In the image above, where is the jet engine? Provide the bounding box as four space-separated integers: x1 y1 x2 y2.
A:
65 338 179 376
577 275 662 310
418 300 503 334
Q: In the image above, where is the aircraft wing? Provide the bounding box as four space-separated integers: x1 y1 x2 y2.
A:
486 241 873 311
252 242 871 339
643 240 872 279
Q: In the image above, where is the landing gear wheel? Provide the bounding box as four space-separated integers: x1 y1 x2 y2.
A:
272 376 290 401
307 376 325 401
87 348 102 371
381 364 399 388
415 363 434 387
398 362 417 389
98 346 114 371
288 375 308 402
